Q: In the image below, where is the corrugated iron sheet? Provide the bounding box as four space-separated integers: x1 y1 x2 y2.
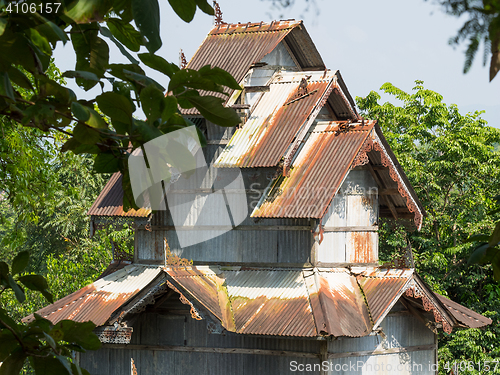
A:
183 20 325 116
357 268 413 324
215 71 336 168
225 269 315 336
310 269 372 337
251 122 375 218
434 293 492 328
165 266 422 338
24 265 162 325
26 265 491 338
87 173 151 217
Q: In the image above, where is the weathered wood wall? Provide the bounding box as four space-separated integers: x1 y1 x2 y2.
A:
80 303 436 375
134 120 314 266
317 169 379 265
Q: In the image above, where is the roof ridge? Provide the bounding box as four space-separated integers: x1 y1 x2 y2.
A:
209 20 302 35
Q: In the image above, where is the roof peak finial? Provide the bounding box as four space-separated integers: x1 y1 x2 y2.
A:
213 1 224 25
179 49 187 69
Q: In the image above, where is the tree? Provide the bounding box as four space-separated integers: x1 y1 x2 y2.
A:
427 0 500 81
0 0 242 211
0 252 101 375
357 81 500 373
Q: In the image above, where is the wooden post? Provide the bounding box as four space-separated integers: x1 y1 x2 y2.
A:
320 340 328 375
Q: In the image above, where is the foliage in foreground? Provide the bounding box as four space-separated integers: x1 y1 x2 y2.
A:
0 252 100 375
0 0 241 212
428 0 500 80
357 81 500 374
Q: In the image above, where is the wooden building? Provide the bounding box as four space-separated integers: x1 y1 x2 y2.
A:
27 20 491 374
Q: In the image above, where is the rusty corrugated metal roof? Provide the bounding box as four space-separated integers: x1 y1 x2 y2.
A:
164 266 418 338
24 265 162 325
435 293 492 328
214 71 339 168
26 265 491 337
87 173 151 217
182 20 325 116
309 269 372 337
251 121 375 218
357 268 413 324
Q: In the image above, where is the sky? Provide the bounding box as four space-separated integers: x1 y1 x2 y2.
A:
54 0 500 127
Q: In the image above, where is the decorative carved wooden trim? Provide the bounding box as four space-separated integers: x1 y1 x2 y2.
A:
166 280 202 321
351 134 423 229
405 284 453 334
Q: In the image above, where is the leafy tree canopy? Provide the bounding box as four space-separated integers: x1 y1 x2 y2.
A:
357 81 500 373
428 0 500 80
0 0 242 212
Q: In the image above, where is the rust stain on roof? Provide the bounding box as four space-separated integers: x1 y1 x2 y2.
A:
357 268 413 324
87 173 151 217
214 71 340 168
251 122 375 218
165 266 421 338
26 265 491 337
183 20 302 116
24 265 162 326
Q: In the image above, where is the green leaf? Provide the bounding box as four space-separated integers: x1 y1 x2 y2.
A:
7 66 33 90
71 102 107 129
38 76 76 104
0 308 19 332
468 243 489 265
43 332 57 350
73 124 101 145
138 53 179 78
194 0 214 15
71 24 109 90
465 234 491 243
27 28 52 56
56 355 73 374
33 355 72 375
0 72 15 101
71 102 91 122
61 137 82 153
63 70 100 82
161 96 178 122
108 63 145 81
187 95 241 127
7 275 25 303
198 65 241 90
74 144 101 155
94 152 120 173
0 262 9 279
140 84 165 124
489 221 500 247
131 0 161 53
0 330 19 362
0 17 7 36
133 119 162 143
12 251 29 275
107 18 143 52
64 0 113 23
0 348 26 375
18 274 49 292
168 69 226 94
35 18 68 45
96 92 134 125
54 320 101 350
168 0 196 22
123 69 165 91
98 25 140 65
